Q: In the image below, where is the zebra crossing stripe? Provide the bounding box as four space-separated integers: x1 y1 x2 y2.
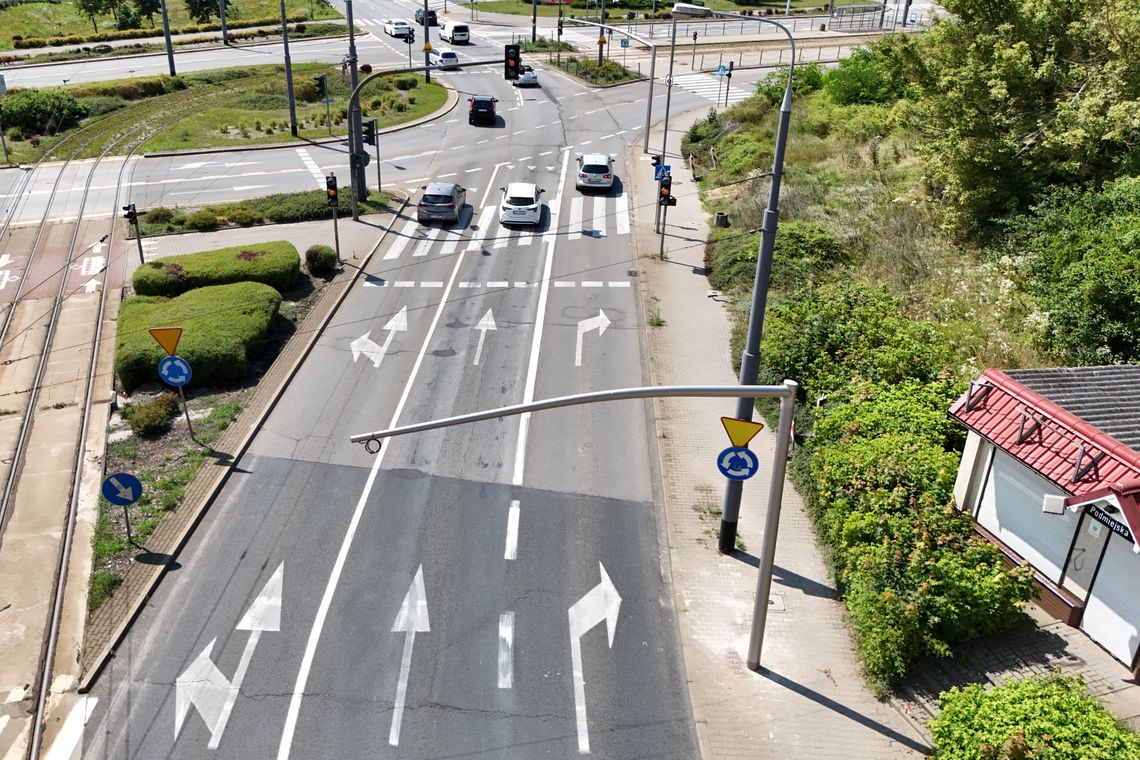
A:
383 219 419 260
616 192 630 235
413 226 441 257
568 197 583 241
591 197 606 238
295 148 326 187
438 228 463 256
467 205 495 251
519 230 534 247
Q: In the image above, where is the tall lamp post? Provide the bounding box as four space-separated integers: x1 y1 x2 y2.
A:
713 10 795 610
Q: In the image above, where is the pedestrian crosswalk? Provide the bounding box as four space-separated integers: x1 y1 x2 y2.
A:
382 193 632 260
672 73 751 105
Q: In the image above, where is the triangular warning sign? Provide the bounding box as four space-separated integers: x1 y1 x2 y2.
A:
721 416 763 448
149 327 183 356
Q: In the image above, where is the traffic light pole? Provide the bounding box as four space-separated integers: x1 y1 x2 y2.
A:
422 0 432 84
280 0 298 136
657 16 677 245
328 173 343 263
345 0 366 219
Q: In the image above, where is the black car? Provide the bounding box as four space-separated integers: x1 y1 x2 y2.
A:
468 95 498 125
414 7 437 25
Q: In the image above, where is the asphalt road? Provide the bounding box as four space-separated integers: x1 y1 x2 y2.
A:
74 4 732 756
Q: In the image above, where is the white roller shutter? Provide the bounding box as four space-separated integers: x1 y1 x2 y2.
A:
976 452 1075 582
1081 534 1140 665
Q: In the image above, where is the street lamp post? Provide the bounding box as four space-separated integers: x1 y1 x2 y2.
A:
715 15 796 557
280 0 298 136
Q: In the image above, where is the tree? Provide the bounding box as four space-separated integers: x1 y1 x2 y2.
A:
135 0 160 26
76 0 109 32
183 0 233 24
897 0 1140 237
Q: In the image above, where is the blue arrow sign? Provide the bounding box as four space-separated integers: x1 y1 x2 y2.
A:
717 446 759 481
159 355 192 388
654 165 671 182
717 64 727 77
102 472 142 506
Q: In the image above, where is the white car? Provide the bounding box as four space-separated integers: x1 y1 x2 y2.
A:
575 153 615 190
514 64 538 87
383 19 412 37
428 48 460 70
499 182 545 226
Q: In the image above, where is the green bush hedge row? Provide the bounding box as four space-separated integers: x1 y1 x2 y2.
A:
12 14 308 48
132 240 301 298
140 189 388 235
116 282 281 392
930 674 1140 759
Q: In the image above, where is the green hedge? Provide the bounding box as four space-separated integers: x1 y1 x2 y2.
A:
132 241 301 298
13 14 307 48
116 282 281 392
930 675 1140 759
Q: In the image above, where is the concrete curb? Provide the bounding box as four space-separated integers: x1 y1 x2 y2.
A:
141 80 459 159
77 196 409 690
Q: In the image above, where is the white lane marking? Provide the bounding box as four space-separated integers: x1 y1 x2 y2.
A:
412 226 441 257
582 281 604 288
575 309 611 367
539 151 552 156
467 205 495 251
568 197 583 241
498 611 515 689
477 139 490 144
438 172 457 178
504 499 520 560
496 135 510 140
458 281 479 288
388 566 430 747
465 167 482 172
493 226 513 250
277 207 472 760
518 230 533 247
554 281 576 288
592 197 606 238
512 148 571 486
421 281 444 288
383 219 420 260
616 192 630 235
608 281 631 288
295 148 326 187
43 697 98 760
600 134 615 140
439 230 463 256
473 309 496 366
487 280 509 288
481 165 502 208
568 563 622 754
580 140 593 146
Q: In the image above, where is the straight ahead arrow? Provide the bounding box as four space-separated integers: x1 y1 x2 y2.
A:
472 308 496 366
389 565 430 747
568 563 621 754
574 309 611 367
0 254 13 268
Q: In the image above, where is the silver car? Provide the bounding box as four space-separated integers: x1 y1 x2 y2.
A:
575 153 615 191
514 64 539 87
417 181 467 224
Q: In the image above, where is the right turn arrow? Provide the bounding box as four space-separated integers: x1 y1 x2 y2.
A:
567 562 622 753
574 309 611 367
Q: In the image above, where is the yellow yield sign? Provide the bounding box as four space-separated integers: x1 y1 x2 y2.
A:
148 327 183 356
721 416 763 448
423 42 433 53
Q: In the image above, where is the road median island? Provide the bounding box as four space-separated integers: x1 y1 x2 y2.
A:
79 196 409 686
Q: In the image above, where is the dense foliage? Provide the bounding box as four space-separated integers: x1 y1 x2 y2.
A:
0 88 87 133
930 675 1140 759
132 241 301 297
116 282 281 391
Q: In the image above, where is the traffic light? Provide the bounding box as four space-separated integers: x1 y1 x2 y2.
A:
314 74 327 100
727 60 733 79
407 30 415 45
651 154 662 167
557 17 563 36
658 174 676 207
326 175 338 207
692 31 698 43
122 203 137 222
504 43 520 80
362 119 377 146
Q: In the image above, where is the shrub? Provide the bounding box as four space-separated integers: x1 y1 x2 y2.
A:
305 244 337 276
930 675 1140 759
115 282 282 391
77 94 127 116
184 208 221 231
707 220 846 295
223 205 263 226
393 75 418 91
144 206 176 224
0 89 87 133
120 392 180 437
809 379 965 451
755 61 823 105
132 240 301 297
824 48 908 106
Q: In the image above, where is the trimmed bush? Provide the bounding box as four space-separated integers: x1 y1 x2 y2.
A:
120 392 180 437
305 244 337 277
184 208 221 231
115 282 282 392
930 675 1140 759
222 206 264 226
0 89 87 133
144 206 176 224
132 241 301 297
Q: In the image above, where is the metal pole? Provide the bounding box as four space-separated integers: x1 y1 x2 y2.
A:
597 0 606 65
423 0 432 84
531 0 537 42
656 16 677 236
557 5 563 66
178 386 196 441
720 21 795 554
133 218 145 264
374 124 382 192
658 202 668 259
0 106 10 164
332 196 342 262
219 0 228 44
325 99 332 136
346 0 364 218
280 0 298 136
642 45 655 153
158 0 176 75
747 383 797 669
121 503 135 547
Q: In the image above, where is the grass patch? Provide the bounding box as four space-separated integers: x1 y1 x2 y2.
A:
0 0 339 51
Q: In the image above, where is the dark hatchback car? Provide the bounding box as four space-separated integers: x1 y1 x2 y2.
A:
417 181 467 224
468 95 498 125
414 7 437 25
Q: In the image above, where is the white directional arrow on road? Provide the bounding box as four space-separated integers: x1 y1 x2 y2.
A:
574 309 611 367
350 306 408 367
0 253 14 268
568 562 622 754
175 563 283 748
83 279 100 294
472 308 497 366
389 565 430 747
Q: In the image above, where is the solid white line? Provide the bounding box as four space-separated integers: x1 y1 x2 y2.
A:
512 148 571 486
592 197 606 238
498 611 515 689
480 166 502 208
42 697 97 760
504 499 520 560
276 222 471 760
616 192 630 235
